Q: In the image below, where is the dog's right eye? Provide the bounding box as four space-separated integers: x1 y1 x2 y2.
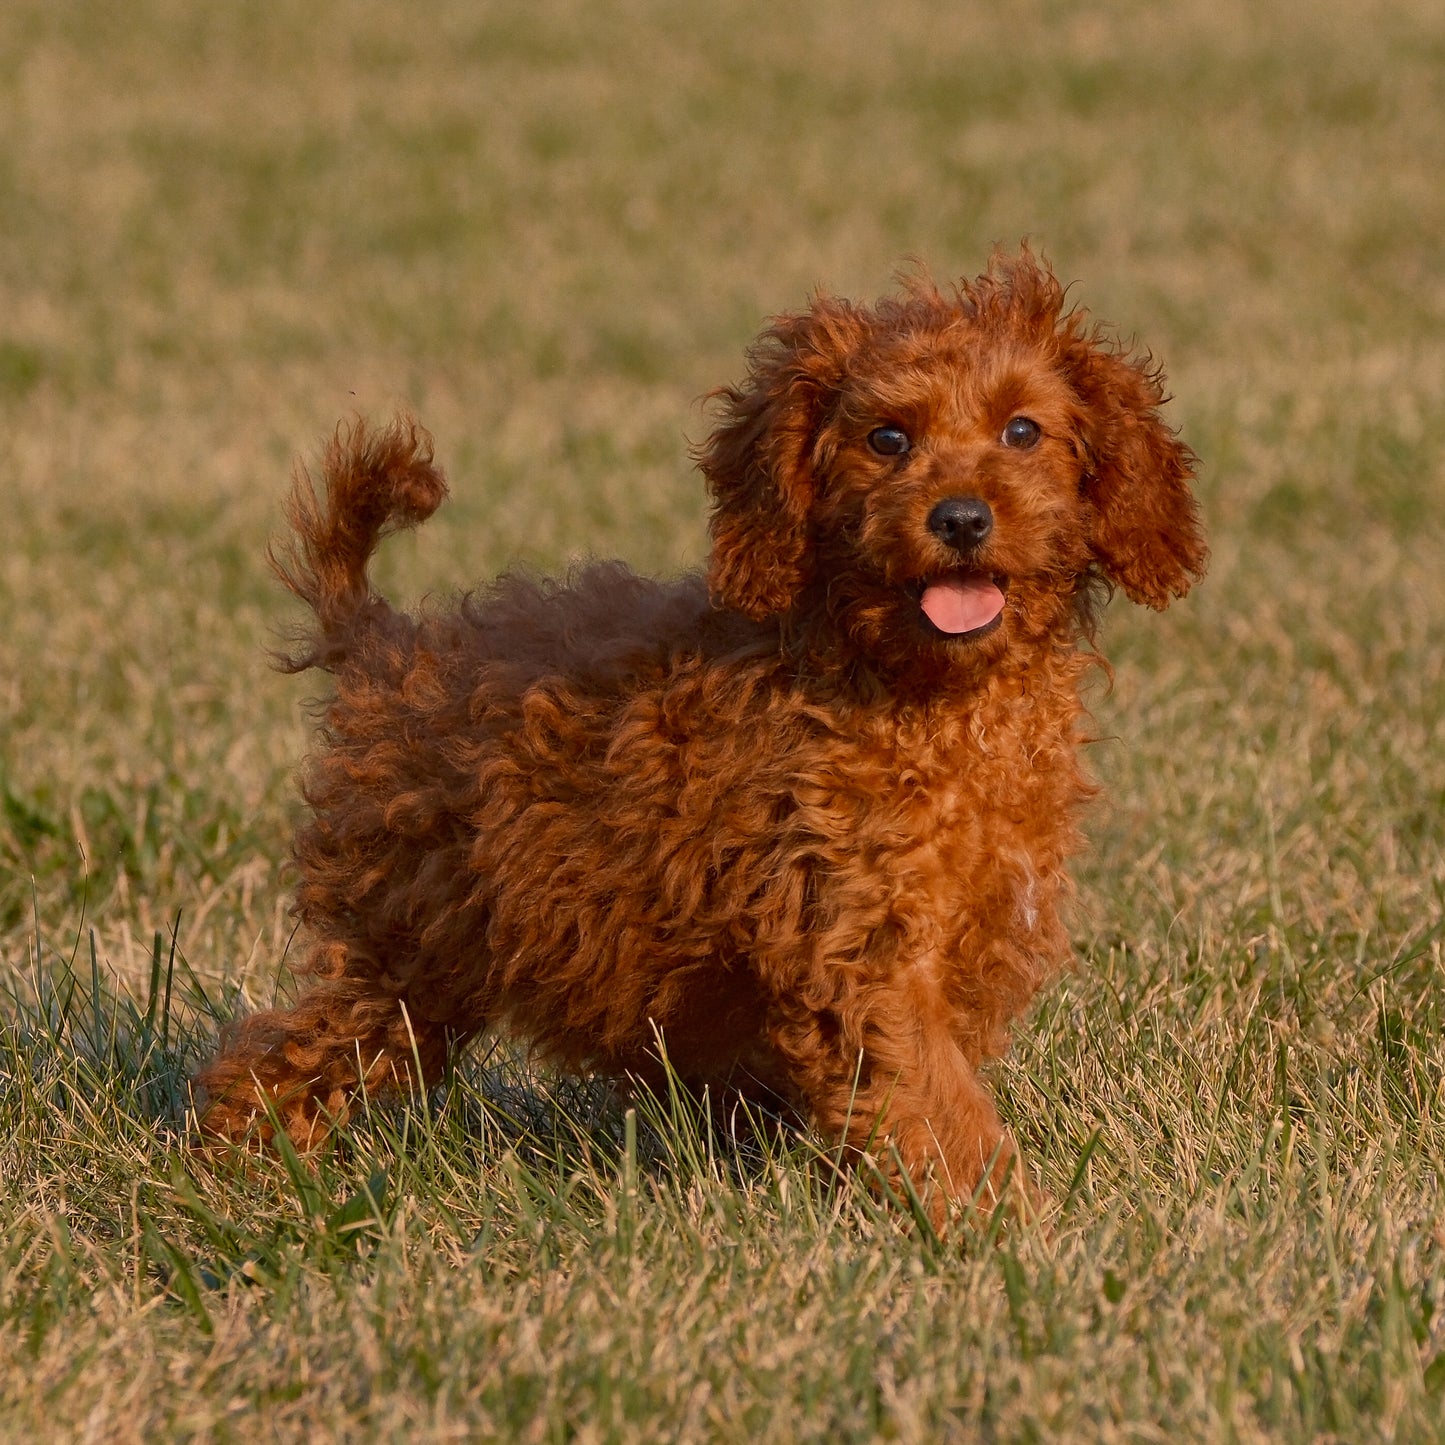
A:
868 427 911 457
1002 416 1042 449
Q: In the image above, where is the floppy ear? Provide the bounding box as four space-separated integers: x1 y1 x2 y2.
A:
1063 334 1208 609
695 304 847 619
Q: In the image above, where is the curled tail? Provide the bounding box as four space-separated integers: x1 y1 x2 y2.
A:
270 415 449 672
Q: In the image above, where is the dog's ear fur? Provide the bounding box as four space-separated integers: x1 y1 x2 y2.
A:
1061 328 1207 608
963 248 1205 609
696 303 849 619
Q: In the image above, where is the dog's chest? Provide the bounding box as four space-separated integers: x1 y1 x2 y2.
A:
811 700 1087 969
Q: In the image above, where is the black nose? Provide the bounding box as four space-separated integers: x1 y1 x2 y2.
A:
927 496 993 553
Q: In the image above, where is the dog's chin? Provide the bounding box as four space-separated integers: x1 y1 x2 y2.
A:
824 579 1011 688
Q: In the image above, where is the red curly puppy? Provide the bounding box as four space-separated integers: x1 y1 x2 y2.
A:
196 250 1205 1218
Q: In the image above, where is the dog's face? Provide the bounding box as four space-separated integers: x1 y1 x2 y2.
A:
698 250 1207 682
804 321 1099 677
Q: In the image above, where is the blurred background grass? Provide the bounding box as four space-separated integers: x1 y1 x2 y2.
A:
3 0 1440 985
1 0 1443 1438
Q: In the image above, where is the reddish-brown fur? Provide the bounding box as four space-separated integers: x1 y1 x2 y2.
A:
195 250 1206 1219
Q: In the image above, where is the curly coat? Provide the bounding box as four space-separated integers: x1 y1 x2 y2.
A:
195 250 1206 1217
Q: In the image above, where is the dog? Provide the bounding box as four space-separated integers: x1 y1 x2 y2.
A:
195 249 1206 1220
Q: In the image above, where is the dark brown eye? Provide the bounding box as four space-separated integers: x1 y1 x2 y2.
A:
868 426 911 457
1002 416 1042 449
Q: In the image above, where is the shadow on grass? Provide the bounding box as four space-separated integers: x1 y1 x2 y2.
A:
3 906 797 1187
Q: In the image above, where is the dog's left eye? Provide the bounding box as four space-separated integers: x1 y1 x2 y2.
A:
868 427 911 457
1002 416 1042 449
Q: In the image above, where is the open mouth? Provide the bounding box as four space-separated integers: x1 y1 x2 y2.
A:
917 572 1007 639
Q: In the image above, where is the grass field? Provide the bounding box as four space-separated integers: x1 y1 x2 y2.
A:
3 0 1444 1439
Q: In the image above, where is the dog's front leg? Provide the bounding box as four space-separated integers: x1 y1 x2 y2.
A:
763 990 1024 1226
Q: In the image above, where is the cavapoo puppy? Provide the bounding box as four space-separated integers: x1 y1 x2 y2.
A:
196 249 1206 1219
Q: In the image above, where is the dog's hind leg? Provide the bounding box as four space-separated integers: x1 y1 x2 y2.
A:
194 981 454 1149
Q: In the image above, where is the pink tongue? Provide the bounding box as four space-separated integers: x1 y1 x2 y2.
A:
920 577 1005 634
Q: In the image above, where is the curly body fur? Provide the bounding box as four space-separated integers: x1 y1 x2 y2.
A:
196 250 1206 1219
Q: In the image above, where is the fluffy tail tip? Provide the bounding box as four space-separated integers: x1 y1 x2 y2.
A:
269 413 450 666
321 413 449 531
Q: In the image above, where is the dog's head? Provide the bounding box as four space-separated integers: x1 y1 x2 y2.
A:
698 249 1206 678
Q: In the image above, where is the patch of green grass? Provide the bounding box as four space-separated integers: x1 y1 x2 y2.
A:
0 342 45 398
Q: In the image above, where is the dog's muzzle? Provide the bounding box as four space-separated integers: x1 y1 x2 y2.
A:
919 497 1005 637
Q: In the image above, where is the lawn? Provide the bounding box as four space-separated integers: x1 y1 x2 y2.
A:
2 0 1443 1439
